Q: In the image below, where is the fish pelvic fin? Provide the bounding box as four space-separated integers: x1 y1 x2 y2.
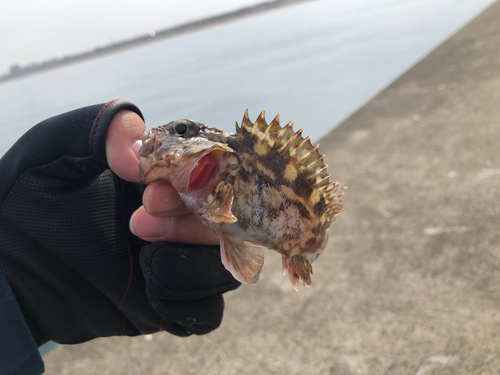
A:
282 255 313 292
219 234 265 284
200 181 237 223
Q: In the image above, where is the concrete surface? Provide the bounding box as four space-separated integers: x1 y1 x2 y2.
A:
44 1 500 374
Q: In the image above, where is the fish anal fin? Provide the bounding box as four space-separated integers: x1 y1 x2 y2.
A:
200 181 237 223
219 234 265 284
282 255 313 291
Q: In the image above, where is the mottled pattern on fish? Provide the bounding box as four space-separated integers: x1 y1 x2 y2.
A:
139 110 345 290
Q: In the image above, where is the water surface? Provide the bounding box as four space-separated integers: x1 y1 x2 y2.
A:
0 0 493 157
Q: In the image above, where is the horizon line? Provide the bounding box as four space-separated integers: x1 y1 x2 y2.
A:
0 0 312 84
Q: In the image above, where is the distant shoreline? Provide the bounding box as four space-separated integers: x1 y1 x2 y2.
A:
0 0 311 84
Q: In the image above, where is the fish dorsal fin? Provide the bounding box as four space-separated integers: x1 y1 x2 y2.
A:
235 109 345 226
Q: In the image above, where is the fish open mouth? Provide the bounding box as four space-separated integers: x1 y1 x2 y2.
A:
188 153 218 191
169 144 234 193
138 128 234 191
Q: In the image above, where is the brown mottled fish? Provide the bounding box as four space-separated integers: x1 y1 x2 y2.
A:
138 110 345 290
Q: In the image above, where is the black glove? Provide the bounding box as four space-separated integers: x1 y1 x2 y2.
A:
0 100 239 346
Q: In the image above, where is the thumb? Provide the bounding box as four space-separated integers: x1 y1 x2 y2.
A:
105 110 146 182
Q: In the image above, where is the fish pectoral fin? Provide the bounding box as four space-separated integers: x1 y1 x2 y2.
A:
219 234 265 284
282 255 313 292
200 181 237 223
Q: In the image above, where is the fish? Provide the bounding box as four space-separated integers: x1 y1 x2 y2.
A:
138 110 345 290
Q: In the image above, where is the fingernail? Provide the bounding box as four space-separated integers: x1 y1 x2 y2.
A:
129 210 138 235
132 140 142 159
164 217 174 238
144 189 152 213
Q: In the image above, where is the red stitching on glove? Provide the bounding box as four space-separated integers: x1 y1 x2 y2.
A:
91 99 119 162
216 295 224 310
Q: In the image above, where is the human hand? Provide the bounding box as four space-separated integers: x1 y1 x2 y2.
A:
105 109 219 245
0 100 238 346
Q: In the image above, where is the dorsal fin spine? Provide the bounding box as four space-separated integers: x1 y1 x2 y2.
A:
277 121 296 152
306 155 325 170
234 110 345 227
295 135 313 164
262 114 280 145
251 110 266 135
296 147 319 165
310 164 328 177
242 109 252 130
316 174 330 184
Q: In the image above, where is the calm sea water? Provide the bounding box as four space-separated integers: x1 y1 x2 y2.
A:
0 0 494 158
0 0 494 356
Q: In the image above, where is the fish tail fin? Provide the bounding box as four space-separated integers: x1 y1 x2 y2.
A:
282 255 313 292
219 234 265 284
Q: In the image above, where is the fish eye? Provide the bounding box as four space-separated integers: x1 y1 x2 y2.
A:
170 120 200 137
174 122 189 135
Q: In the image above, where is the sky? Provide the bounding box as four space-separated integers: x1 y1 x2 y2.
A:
0 0 263 75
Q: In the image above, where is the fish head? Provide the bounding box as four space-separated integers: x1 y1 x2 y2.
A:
138 119 234 193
